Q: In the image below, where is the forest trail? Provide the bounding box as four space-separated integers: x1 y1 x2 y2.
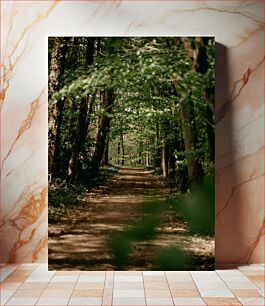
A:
49 168 214 270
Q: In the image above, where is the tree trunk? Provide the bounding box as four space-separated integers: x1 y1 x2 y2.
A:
48 37 69 175
168 142 176 179
67 38 95 181
178 95 201 184
154 123 161 168
161 139 169 178
181 37 215 164
102 137 109 166
138 141 143 165
117 141 121 165
120 132 125 166
91 89 114 177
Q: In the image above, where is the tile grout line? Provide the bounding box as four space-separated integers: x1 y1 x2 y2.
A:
101 270 108 306
217 266 251 306
190 270 221 305
110 271 114 306
2 264 43 306
165 270 175 305
67 270 81 305
142 270 147 306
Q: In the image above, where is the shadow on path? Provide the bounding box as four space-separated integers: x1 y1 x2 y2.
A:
48 167 214 270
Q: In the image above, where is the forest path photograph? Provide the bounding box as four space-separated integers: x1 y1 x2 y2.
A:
49 167 214 271
48 36 215 270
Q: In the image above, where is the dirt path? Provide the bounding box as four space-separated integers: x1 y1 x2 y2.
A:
48 167 214 270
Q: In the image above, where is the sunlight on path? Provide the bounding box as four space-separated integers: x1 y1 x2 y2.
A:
49 167 214 270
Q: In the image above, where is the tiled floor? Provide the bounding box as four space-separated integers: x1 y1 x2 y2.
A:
0 264 264 305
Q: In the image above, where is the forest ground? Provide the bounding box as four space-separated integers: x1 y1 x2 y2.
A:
48 167 214 270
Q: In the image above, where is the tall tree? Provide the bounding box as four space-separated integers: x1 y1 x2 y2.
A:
68 38 96 181
48 37 69 175
91 88 115 177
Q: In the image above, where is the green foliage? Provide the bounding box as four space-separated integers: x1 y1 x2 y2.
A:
49 166 118 222
49 37 214 183
154 246 190 270
108 175 214 270
169 175 215 236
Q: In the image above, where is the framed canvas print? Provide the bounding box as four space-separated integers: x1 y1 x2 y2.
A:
48 36 215 271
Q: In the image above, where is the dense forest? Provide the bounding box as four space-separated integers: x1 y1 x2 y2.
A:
48 37 215 270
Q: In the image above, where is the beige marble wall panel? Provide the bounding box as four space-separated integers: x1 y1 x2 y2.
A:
0 0 264 263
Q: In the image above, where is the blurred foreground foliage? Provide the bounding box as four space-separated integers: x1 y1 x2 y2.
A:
109 175 214 270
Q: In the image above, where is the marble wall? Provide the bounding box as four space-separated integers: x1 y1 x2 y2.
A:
1 1 264 264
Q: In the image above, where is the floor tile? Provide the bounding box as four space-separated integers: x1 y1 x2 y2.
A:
75 282 104 290
144 276 167 282
25 276 54 283
113 290 145 297
216 270 245 276
247 275 264 282
240 270 264 276
203 297 241 305
0 282 22 290
225 282 258 289
237 264 264 271
258 290 264 297
232 289 262 298
146 297 174 305
165 271 190 276
0 266 18 281
3 275 28 283
55 271 80 275
112 297 146 305
145 290 172 298
8 270 32 277
195 281 228 290
170 289 200 297
219 275 250 282
78 275 105 282
143 271 165 276
102 289 112 306
115 271 142 276
104 280 114 290
1 297 10 305
36 298 69 305
169 282 197 289
1 289 15 298
191 271 216 276
71 289 103 297
1 263 264 305
144 282 169 290
81 271 106 275
12 289 44 298
68 297 102 305
114 276 143 283
50 275 78 282
173 297 206 305
45 282 76 290
199 289 234 297
255 282 264 290
40 289 72 298
114 282 144 290
6 297 38 305
167 276 193 283
19 282 48 290
19 264 39 270
238 297 265 305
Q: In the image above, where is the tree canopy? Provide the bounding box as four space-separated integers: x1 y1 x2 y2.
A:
48 36 215 190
